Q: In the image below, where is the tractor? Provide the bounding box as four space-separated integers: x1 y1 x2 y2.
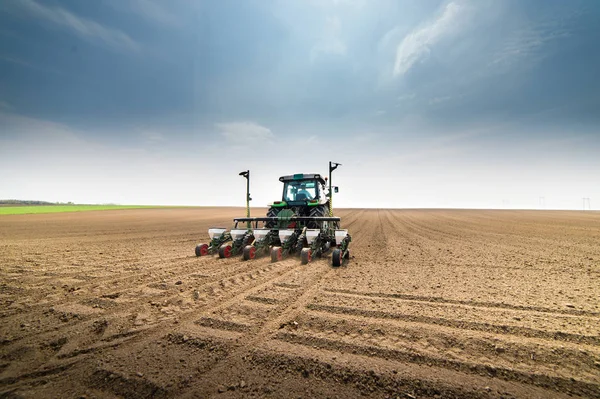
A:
265 174 330 228
195 162 351 267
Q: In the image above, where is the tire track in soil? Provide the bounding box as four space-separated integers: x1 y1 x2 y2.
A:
273 333 600 398
281 311 600 372
305 303 600 346
323 288 600 318
173 258 337 398
0 251 260 318
72 257 332 398
2 209 364 323
0 256 309 391
245 343 563 399
0 252 297 344
272 310 600 397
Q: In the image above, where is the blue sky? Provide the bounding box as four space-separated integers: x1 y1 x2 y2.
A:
1 0 599 209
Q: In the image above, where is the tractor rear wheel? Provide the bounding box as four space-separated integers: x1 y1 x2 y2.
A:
243 245 256 261
332 248 343 267
265 207 280 228
308 204 327 228
195 243 209 257
271 246 283 263
301 248 312 265
219 244 232 259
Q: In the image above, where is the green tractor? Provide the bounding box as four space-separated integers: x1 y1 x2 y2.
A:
266 174 330 228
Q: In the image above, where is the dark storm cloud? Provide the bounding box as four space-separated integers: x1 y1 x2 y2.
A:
2 0 598 133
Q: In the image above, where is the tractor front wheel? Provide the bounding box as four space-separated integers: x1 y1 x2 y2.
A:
218 244 232 259
271 246 283 263
195 243 209 257
332 248 343 267
243 245 256 261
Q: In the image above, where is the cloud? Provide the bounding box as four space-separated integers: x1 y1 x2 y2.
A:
396 93 416 102
0 55 35 68
393 1 468 77
0 54 63 75
110 0 177 27
216 122 275 144
428 95 453 105
310 16 347 63
139 130 166 144
305 135 319 145
487 19 573 74
17 0 140 52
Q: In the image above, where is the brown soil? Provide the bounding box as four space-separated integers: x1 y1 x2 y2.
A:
1 208 599 398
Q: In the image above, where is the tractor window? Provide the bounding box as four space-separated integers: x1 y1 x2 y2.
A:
284 180 317 201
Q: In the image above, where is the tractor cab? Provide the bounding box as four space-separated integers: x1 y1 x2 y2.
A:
275 174 327 207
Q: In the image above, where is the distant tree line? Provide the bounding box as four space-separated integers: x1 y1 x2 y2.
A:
0 200 74 205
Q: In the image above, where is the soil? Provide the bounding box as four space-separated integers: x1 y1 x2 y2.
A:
1 208 599 398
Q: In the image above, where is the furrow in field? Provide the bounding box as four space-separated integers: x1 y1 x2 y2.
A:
306 300 600 346
273 311 600 391
323 287 600 317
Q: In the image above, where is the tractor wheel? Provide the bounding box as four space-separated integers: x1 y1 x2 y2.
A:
301 248 312 265
243 245 256 261
265 207 280 228
270 246 283 263
195 243 209 257
308 204 327 228
332 248 343 267
218 244 232 259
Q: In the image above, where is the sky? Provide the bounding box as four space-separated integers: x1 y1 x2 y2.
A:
1 0 599 209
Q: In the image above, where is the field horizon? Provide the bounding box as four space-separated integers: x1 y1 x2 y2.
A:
1 202 598 216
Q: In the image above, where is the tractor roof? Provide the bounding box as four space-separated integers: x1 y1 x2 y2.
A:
279 173 326 185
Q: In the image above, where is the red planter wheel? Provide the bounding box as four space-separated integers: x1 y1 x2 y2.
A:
219 244 232 259
301 248 312 265
195 243 209 257
271 246 283 263
243 245 256 261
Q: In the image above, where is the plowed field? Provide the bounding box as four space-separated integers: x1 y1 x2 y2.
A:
1 208 599 398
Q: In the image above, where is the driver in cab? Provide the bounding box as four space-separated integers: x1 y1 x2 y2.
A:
296 184 313 201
